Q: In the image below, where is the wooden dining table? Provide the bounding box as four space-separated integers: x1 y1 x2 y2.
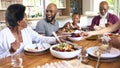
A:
0 38 120 68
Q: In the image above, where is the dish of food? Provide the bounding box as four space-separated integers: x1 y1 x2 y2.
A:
50 43 82 59
24 43 50 52
68 33 83 41
86 46 120 58
52 43 76 52
59 28 75 35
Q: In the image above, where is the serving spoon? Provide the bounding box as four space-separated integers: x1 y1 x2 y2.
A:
52 32 62 44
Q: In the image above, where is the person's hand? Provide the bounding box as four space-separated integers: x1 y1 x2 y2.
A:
109 36 120 48
9 40 20 53
58 35 68 43
80 31 94 38
105 22 112 27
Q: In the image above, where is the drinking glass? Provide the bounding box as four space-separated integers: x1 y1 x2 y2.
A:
11 53 23 67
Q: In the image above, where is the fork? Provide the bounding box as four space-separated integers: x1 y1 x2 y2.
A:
35 44 38 49
96 54 101 68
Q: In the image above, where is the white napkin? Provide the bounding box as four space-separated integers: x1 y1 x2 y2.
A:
100 34 111 43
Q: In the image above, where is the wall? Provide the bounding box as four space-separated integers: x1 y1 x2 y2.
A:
82 0 93 15
82 0 106 15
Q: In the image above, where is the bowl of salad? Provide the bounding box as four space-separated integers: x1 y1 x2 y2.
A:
50 43 82 59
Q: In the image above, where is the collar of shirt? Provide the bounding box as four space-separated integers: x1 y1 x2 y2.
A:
45 18 56 25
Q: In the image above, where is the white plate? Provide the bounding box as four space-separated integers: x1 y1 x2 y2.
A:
86 46 120 58
68 36 83 41
24 43 50 52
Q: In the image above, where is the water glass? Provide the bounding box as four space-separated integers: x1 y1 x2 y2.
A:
11 53 23 67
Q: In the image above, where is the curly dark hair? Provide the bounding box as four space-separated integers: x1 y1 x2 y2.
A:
5 4 26 28
72 12 80 18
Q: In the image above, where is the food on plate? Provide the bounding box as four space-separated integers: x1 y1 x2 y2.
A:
99 44 109 51
71 33 81 37
94 44 111 56
27 46 45 52
58 27 74 34
52 43 77 52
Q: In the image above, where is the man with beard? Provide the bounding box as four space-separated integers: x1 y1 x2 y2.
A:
89 1 120 33
35 3 59 36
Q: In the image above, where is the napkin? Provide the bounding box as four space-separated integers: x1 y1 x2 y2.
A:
38 59 93 68
100 34 111 43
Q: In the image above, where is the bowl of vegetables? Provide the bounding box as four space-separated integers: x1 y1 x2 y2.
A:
50 43 82 59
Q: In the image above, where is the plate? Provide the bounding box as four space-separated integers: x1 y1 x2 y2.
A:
68 36 83 41
24 43 50 53
86 46 120 58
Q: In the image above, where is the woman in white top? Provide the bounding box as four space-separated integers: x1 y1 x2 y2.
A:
0 4 56 59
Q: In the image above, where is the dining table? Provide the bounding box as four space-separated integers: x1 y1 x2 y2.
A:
0 37 120 68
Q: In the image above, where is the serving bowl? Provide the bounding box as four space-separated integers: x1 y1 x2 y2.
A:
50 44 82 59
68 36 83 41
68 33 83 41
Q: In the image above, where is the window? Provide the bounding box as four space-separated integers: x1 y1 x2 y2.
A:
23 0 43 18
106 0 120 17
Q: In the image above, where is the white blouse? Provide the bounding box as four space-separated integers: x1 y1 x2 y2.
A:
0 26 56 59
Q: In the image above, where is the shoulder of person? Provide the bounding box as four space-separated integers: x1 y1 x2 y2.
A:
0 27 9 33
37 19 46 25
108 13 118 17
93 15 100 19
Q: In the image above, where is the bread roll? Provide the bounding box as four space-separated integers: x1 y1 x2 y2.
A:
99 44 109 51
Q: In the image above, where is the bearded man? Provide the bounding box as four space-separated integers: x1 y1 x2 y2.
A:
36 3 59 36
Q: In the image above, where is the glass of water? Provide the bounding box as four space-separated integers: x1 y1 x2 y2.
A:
11 53 23 67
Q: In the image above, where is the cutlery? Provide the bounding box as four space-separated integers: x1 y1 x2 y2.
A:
35 44 38 49
96 53 101 68
41 43 46 49
52 32 62 44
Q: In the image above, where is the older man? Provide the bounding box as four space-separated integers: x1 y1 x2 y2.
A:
36 3 59 36
89 1 120 33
